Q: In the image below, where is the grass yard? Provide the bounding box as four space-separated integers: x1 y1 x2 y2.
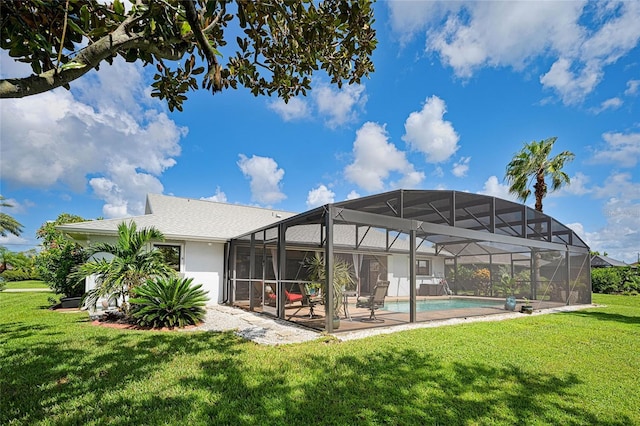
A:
1 280 50 290
1 291 639 425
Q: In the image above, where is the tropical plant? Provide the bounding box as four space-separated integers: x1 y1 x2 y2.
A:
1 0 377 112
0 249 39 281
505 137 575 213
73 221 176 314
0 196 23 237
304 252 354 316
129 276 208 328
35 213 89 297
592 267 640 295
472 268 491 296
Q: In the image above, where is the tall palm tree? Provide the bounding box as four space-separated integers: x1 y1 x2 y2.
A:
74 221 176 313
0 196 23 237
505 137 575 212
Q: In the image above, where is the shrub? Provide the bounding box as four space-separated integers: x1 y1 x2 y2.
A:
592 267 640 294
0 269 34 282
129 276 208 328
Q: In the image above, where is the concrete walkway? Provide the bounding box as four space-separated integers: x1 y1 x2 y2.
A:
2 288 53 292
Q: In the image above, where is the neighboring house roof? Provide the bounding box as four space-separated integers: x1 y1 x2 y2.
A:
591 254 628 268
57 194 296 243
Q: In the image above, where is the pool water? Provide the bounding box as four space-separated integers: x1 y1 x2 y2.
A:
383 298 504 313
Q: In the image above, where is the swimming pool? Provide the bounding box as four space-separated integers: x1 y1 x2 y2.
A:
383 298 504 313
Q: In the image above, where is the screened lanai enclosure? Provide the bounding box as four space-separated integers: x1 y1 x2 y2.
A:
226 190 591 332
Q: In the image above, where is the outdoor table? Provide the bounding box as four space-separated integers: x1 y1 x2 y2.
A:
343 290 357 321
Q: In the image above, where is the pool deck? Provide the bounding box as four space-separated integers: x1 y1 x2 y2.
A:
237 295 573 334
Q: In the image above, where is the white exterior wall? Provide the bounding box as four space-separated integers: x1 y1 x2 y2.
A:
387 254 447 297
182 241 224 305
83 237 224 307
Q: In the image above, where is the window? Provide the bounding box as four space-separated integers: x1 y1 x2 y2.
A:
416 259 431 276
155 244 181 271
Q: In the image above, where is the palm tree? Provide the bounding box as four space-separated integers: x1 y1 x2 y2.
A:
74 221 177 314
0 196 23 237
505 137 574 301
505 137 575 212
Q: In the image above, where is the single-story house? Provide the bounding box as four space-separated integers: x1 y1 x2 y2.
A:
591 254 630 268
59 190 591 332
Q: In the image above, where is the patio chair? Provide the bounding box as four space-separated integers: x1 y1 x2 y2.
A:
356 281 389 321
287 284 323 319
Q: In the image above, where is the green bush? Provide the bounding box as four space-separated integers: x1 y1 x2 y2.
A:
129 276 208 328
592 267 640 294
0 269 35 282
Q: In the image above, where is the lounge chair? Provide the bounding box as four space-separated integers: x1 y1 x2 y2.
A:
356 281 389 321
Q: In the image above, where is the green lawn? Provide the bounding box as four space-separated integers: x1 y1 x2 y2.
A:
1 280 50 290
1 292 638 425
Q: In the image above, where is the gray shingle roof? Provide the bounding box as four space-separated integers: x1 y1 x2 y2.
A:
57 194 296 242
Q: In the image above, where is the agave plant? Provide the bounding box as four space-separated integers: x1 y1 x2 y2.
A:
129 276 208 328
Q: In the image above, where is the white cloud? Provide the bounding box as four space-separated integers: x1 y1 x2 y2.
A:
0 233 30 248
237 154 286 205
625 79 640 96
0 58 185 217
591 97 623 114
314 84 367 128
402 96 460 163
200 187 227 203
0 197 31 214
478 176 519 202
346 190 361 200
432 167 444 178
591 132 640 168
539 58 602 105
452 156 471 178
581 197 640 263
591 172 640 199
267 97 310 122
559 172 591 196
345 122 424 192
306 184 335 208
389 1 640 104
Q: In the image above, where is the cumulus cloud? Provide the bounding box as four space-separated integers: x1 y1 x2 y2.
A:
591 97 623 114
201 187 228 203
539 59 602 105
452 156 471 177
314 84 367 128
0 58 185 218
591 132 640 168
402 96 460 163
582 198 640 263
306 184 335 208
267 97 310 122
345 122 424 192
478 176 519 202
591 172 640 199
237 154 286 205
625 79 640 96
557 172 591 196
346 190 361 200
388 1 640 104
579 172 640 262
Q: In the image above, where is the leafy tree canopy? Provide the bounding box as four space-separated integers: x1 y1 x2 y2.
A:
35 213 89 297
1 0 377 111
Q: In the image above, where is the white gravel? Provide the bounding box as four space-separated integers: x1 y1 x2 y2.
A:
188 303 597 345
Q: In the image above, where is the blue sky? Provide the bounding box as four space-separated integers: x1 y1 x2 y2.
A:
1 1 639 263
